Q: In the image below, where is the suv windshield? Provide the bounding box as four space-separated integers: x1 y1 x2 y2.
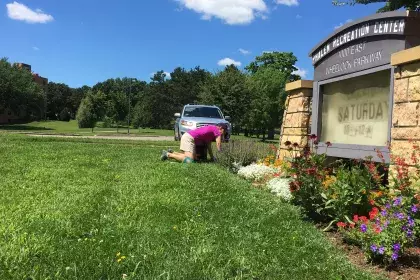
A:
183 107 223 119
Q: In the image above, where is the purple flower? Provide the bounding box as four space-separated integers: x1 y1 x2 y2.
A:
392 252 399 261
393 197 402 206
393 243 401 252
381 210 387 217
407 229 413 237
385 203 391 209
384 220 390 227
395 212 405 219
408 218 415 227
378 246 385 255
360 224 367 233
370 244 378 253
411 205 418 213
402 225 408 231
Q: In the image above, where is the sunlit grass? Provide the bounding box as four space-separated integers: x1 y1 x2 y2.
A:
0 120 174 137
0 135 381 279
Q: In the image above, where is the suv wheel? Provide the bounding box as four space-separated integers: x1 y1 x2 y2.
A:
174 130 181 141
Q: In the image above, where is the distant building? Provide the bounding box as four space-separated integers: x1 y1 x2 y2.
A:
0 63 48 124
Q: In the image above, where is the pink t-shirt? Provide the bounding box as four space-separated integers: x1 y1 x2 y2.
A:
188 125 221 144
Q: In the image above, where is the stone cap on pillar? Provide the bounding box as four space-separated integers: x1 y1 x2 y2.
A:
285 80 313 92
391 46 420 66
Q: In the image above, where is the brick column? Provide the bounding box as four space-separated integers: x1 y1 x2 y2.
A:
390 46 420 174
278 80 313 160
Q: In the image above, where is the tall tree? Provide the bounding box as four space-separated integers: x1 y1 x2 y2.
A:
76 91 106 132
199 65 250 134
332 0 420 12
0 58 44 121
245 52 300 140
46 82 73 120
69 86 91 119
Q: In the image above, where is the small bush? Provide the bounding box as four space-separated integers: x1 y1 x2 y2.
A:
59 108 71 122
339 196 418 264
322 163 377 225
214 140 272 172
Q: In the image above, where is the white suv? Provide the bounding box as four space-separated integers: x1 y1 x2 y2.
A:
174 104 231 141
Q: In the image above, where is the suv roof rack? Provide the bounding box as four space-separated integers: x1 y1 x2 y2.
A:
185 103 217 107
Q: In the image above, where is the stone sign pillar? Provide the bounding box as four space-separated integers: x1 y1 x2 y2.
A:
278 80 313 160
390 46 420 170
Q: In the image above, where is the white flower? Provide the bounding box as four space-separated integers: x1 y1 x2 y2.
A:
266 177 293 201
237 164 277 181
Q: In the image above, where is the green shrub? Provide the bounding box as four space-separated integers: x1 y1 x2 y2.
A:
59 108 71 122
322 162 377 228
284 137 329 221
214 140 271 172
339 197 418 265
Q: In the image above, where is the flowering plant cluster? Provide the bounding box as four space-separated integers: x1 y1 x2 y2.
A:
237 163 278 182
339 197 418 264
266 177 293 201
283 135 331 220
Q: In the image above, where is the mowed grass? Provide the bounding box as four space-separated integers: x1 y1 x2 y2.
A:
0 120 174 137
0 135 380 280
0 121 279 141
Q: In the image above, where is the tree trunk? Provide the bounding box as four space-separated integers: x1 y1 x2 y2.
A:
244 129 248 137
91 127 94 133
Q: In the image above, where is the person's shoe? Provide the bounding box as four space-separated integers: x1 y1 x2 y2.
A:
167 148 174 153
161 150 168 161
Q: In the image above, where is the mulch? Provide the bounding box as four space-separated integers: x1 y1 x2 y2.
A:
323 230 420 280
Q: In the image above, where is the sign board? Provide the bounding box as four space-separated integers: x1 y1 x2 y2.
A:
309 11 420 81
309 11 420 161
320 70 390 146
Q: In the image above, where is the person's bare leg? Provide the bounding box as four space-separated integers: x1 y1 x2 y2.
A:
167 151 195 163
167 153 186 162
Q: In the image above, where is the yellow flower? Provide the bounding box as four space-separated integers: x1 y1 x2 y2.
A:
116 252 121 257
322 175 336 189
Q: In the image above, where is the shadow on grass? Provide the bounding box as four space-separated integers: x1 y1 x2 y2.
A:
0 125 53 131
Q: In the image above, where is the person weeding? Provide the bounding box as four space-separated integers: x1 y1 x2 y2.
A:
161 124 226 163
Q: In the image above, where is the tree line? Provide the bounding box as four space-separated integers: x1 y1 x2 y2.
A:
1 52 300 140
77 52 301 140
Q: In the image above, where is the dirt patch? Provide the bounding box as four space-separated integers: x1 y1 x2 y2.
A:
324 231 420 280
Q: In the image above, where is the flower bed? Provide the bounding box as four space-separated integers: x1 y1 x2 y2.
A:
228 135 420 268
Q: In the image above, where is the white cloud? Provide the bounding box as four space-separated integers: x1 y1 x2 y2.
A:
176 0 268 25
334 19 353 30
239 48 251 55
6 2 54 24
292 67 307 78
275 0 299 6
218 58 242 67
296 14 302 19
32 46 39 51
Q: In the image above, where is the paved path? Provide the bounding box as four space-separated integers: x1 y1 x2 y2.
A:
28 134 174 141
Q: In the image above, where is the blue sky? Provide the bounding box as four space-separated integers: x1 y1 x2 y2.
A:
1 0 384 88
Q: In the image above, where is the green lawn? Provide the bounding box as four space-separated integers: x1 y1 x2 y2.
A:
0 135 381 279
0 120 174 137
0 121 280 142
